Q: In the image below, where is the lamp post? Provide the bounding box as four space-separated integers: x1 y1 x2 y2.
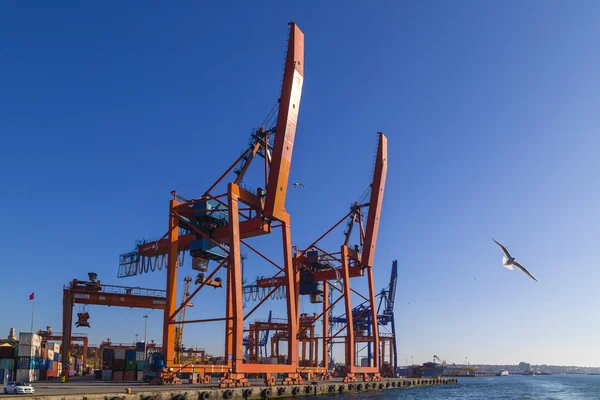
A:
135 334 139 344
143 315 149 343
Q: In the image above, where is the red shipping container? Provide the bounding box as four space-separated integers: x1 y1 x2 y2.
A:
41 348 48 360
124 371 136 381
112 371 123 382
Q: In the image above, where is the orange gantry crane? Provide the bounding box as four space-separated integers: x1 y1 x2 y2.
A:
293 132 388 382
152 22 305 388
60 273 167 380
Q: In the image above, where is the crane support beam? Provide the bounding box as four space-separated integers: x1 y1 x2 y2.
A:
264 22 304 221
360 132 387 268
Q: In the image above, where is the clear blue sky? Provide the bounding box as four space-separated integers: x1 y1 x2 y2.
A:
2 1 600 367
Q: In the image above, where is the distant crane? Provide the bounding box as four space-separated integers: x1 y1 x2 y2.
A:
330 260 398 372
433 355 447 367
174 276 193 364
243 310 273 359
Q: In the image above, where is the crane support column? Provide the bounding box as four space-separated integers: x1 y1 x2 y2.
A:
228 183 245 372
163 198 180 367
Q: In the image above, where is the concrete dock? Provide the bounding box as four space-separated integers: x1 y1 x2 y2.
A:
1 377 457 399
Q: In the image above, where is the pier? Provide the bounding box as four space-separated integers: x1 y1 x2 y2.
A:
2 377 457 399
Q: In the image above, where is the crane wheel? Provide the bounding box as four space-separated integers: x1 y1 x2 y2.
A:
291 387 300 396
338 385 345 392
386 382 391 388
277 387 286 396
305 386 313 394
357 384 363 391
222 390 233 399
199 392 210 400
365 383 371 390
328 385 335 393
348 383 355 390
243 388 253 397
261 388 271 398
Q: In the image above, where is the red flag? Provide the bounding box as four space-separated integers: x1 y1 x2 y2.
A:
29 292 34 300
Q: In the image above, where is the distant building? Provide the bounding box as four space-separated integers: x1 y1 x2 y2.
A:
519 362 530 371
8 328 16 341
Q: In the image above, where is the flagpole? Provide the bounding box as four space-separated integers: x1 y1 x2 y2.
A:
31 296 35 334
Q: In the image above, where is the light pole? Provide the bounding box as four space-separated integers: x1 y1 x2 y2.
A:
135 334 139 344
143 315 149 343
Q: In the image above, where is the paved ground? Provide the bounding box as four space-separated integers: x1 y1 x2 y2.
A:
2 376 347 396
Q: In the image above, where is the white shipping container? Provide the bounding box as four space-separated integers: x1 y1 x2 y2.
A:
137 371 144 382
114 349 126 360
47 350 54 360
19 333 42 347
46 343 60 353
16 369 38 382
18 345 41 358
135 352 146 362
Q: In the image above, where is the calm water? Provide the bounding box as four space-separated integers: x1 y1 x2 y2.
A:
307 375 600 399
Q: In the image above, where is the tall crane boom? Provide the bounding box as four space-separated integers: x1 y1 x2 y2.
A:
264 23 304 221
360 132 388 268
385 260 397 314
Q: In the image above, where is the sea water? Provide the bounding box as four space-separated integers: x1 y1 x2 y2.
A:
307 374 600 399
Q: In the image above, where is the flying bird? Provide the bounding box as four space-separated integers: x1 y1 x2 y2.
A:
492 238 538 282
292 182 304 188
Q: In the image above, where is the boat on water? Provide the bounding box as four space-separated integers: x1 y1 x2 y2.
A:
522 370 535 375
539 372 552 375
496 369 509 376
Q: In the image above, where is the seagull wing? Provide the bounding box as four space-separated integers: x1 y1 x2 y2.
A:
513 261 538 282
492 238 512 259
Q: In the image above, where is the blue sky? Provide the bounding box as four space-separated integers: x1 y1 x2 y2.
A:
2 1 600 367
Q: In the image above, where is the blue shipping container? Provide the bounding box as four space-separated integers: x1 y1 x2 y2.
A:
53 353 60 362
125 350 136 360
137 361 146 370
135 342 146 352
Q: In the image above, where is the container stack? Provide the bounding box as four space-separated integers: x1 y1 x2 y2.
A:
101 348 114 381
0 344 15 383
16 333 42 382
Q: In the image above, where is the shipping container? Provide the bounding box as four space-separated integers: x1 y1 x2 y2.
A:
18 345 42 358
137 371 144 382
101 370 112 381
136 361 146 370
53 353 60 362
135 342 146 352
45 343 60 353
136 351 146 362
47 349 54 360
16 369 38 382
0 369 12 384
0 359 14 370
102 348 114 361
125 360 136 371
39 369 47 381
124 371 136 381
114 349 126 360
125 349 136 360
102 360 113 370
19 333 42 347
41 348 48 360
0 345 15 359
112 371 123 382
113 359 125 371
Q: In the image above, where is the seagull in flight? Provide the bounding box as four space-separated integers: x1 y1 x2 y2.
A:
492 238 538 282
292 182 304 188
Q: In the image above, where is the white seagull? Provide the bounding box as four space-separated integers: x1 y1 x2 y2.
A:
492 238 538 282
292 182 304 188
